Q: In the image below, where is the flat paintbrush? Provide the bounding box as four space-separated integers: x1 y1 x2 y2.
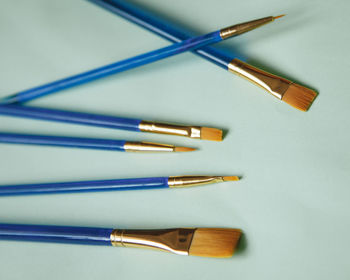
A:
90 0 317 111
0 223 241 258
0 175 239 196
0 16 280 104
0 132 195 153
0 104 222 141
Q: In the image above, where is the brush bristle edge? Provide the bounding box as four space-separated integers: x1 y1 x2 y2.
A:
200 127 223 141
223 176 240 181
174 147 196 152
189 228 242 258
282 83 317 111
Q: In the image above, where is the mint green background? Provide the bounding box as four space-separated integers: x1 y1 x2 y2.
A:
0 0 349 279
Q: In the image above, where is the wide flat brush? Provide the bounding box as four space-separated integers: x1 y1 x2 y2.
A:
0 223 242 258
0 16 278 104
0 132 195 153
0 176 239 196
91 0 316 111
0 105 222 141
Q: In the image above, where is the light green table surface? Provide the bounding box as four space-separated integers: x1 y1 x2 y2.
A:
0 0 349 279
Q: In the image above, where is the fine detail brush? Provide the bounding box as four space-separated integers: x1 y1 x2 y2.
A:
0 105 223 141
0 132 195 153
0 16 279 104
90 0 316 111
0 176 239 196
0 223 242 258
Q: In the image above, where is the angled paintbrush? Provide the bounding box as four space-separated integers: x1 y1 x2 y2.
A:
0 16 280 104
0 223 242 258
0 175 239 196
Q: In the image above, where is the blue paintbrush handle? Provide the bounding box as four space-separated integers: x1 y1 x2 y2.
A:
0 177 169 196
0 30 221 104
88 0 239 68
0 105 142 132
0 132 126 151
0 224 113 246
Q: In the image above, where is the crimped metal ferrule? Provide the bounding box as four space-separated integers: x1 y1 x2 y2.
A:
228 59 292 99
168 176 227 188
220 16 274 39
139 121 201 139
110 228 195 255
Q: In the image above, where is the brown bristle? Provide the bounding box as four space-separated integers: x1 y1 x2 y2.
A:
189 228 242 258
274 14 286 20
282 83 317 111
223 176 240 181
174 147 196 152
200 127 223 141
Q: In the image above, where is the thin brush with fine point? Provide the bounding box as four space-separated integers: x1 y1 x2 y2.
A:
0 223 242 258
0 105 222 141
0 175 239 196
0 132 195 153
0 15 278 104
90 0 316 111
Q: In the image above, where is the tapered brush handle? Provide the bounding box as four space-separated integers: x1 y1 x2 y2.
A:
0 105 142 132
0 224 113 245
88 0 237 68
0 132 126 151
0 177 169 196
1 30 221 104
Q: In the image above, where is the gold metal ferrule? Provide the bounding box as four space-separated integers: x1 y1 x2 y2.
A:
168 176 228 188
139 121 201 139
228 59 292 99
220 16 274 39
110 228 195 255
123 141 176 152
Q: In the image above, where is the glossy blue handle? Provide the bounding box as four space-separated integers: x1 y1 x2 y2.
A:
0 223 113 246
0 132 126 151
88 0 239 67
0 105 142 132
0 29 221 104
0 177 169 196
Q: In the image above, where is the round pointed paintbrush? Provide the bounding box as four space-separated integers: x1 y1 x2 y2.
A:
0 15 279 104
0 176 239 196
0 132 196 153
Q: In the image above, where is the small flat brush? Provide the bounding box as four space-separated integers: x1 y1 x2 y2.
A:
0 132 195 153
0 223 242 258
91 0 316 111
0 105 222 141
0 176 239 196
0 16 278 104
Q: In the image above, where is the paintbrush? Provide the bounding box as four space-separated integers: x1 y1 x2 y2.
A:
0 132 195 152
0 105 222 141
90 0 317 111
0 175 239 196
0 15 280 104
0 223 242 258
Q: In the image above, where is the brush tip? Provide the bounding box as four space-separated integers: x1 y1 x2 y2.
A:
223 176 240 181
189 228 242 258
282 83 317 111
200 127 223 141
274 14 286 20
174 147 196 152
